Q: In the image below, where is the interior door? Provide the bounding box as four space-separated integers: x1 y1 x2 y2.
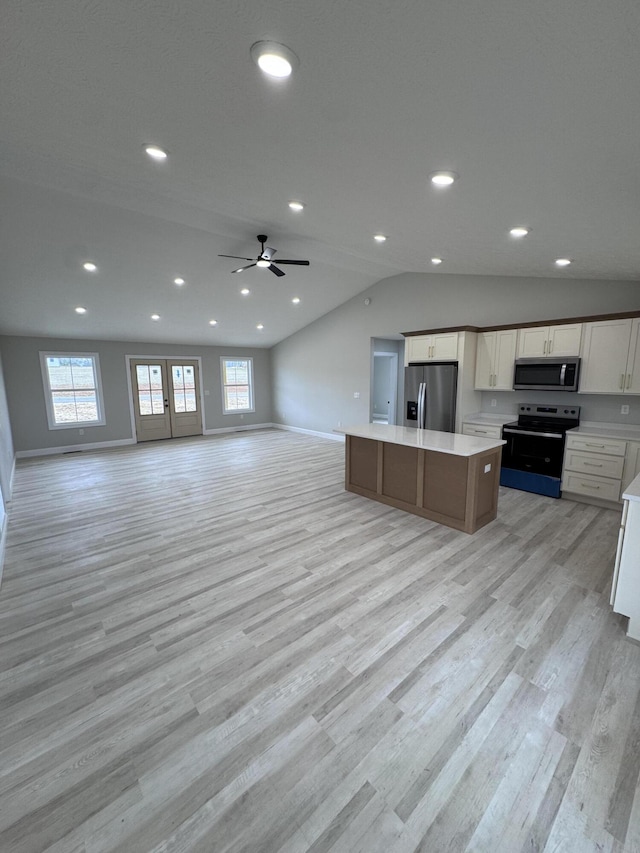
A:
130 359 202 442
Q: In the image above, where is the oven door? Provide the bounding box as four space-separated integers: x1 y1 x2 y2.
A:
501 427 565 477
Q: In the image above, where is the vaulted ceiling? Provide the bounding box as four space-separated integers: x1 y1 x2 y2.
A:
1 0 639 346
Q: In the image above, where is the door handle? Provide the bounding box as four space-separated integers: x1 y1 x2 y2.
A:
164 399 169 408
627 373 632 389
620 373 625 390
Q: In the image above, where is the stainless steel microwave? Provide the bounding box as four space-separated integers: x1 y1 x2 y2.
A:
513 357 580 392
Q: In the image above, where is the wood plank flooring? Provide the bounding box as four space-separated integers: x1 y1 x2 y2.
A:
1 429 639 852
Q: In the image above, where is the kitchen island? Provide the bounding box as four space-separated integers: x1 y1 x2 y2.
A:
337 424 506 534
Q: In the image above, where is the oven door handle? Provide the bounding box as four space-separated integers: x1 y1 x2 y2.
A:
502 428 564 439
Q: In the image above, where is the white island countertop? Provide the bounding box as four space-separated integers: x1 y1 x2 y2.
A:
336 423 505 457
623 472 640 503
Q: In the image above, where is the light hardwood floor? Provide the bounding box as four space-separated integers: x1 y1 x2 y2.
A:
1 429 639 852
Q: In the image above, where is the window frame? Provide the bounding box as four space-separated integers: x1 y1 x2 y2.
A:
220 356 255 415
40 351 106 430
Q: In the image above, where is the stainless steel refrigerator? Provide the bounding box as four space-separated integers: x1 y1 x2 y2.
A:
404 362 457 431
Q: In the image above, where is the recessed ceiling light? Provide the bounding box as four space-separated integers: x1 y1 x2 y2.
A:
256 323 264 330
250 41 298 78
240 288 250 295
430 171 458 187
75 306 87 314
151 313 161 321
209 319 217 326
431 257 443 265
256 259 271 268
555 258 572 267
174 277 185 286
82 261 98 272
509 227 530 238
374 234 387 243
292 297 301 304
288 201 305 212
144 144 168 162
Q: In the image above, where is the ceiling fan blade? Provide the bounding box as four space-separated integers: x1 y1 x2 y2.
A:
268 264 286 277
273 259 310 266
231 263 257 273
218 254 255 261
261 246 277 261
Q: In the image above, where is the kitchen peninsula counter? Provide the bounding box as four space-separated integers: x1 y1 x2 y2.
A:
337 424 505 534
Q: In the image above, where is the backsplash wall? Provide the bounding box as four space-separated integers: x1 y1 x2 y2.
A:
480 390 640 425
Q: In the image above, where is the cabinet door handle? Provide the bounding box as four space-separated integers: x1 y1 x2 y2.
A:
627 373 632 389
620 373 625 390
581 482 600 490
548 339 553 353
543 340 547 355
584 462 603 467
585 443 606 448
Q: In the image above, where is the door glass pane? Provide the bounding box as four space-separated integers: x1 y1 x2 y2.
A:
136 364 165 415
172 365 197 412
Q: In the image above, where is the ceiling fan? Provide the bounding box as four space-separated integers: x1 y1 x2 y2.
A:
219 234 310 277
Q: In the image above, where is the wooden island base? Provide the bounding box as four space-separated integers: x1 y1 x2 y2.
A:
346 434 502 534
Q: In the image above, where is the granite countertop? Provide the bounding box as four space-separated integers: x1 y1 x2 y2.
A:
569 422 640 441
462 412 517 427
466 413 640 441
336 423 505 457
623 472 640 502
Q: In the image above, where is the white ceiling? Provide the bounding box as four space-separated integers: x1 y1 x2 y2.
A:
1 0 639 347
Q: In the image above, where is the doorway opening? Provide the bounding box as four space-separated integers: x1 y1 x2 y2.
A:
371 351 398 425
128 358 203 442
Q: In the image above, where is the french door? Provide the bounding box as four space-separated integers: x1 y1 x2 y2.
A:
130 359 203 442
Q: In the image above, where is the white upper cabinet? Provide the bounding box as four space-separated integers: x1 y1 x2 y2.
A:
580 318 640 394
475 329 517 390
517 323 583 358
405 332 459 365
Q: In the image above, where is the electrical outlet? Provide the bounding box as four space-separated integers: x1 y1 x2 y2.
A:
354 391 360 399
204 389 210 396
337 420 342 427
79 428 84 435
491 399 497 407
621 404 630 415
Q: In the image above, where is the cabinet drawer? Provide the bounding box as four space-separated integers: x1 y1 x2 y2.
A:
564 450 625 480
565 434 626 456
462 424 502 439
562 471 621 502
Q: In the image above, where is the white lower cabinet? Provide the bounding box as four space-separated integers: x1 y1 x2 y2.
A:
562 433 626 503
611 495 640 641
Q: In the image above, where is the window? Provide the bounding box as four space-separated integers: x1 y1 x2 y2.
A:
220 357 254 414
40 352 106 429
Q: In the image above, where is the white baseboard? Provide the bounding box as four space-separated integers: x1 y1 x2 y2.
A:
203 423 274 436
0 517 6 589
15 438 137 459
272 423 344 442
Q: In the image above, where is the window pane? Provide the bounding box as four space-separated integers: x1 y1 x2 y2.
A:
173 391 186 413
151 391 164 414
138 390 153 415
42 352 104 428
185 390 196 412
136 365 151 391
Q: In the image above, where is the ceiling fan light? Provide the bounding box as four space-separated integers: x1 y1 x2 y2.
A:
251 41 298 79
256 259 271 268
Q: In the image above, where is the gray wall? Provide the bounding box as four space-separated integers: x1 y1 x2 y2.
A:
271 272 640 434
0 352 14 500
0 336 272 452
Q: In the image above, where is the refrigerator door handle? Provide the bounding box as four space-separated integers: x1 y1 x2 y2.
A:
418 382 426 428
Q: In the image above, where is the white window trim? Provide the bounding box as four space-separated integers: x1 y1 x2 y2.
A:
40 351 106 430
220 356 255 415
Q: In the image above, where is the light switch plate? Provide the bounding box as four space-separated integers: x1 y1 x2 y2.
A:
621 405 630 415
